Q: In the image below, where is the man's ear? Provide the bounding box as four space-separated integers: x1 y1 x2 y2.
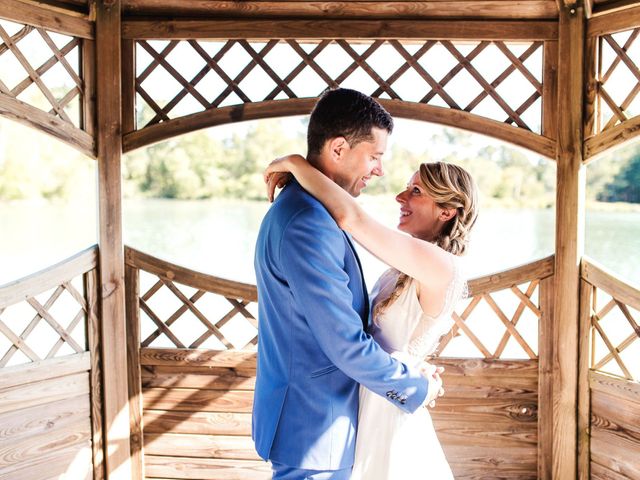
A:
327 136 349 161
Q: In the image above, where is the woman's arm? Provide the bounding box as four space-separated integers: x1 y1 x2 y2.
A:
264 155 454 293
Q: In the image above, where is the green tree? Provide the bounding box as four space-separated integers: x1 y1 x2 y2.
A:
599 153 640 203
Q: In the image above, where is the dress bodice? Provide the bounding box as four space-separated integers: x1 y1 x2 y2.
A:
369 259 466 358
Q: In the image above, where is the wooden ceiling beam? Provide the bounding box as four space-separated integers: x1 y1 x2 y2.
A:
123 19 558 41
121 1 559 20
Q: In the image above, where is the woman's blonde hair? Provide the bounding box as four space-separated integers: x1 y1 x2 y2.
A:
373 161 478 317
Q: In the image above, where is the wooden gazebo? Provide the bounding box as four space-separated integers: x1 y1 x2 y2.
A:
0 1 639 479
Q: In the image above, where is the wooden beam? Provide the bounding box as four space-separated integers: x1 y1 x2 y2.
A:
538 275 554 480
583 35 598 141
588 4 640 36
577 276 592 480
542 40 559 140
584 115 640 161
121 1 559 20
0 0 93 39
592 0 640 16
122 19 559 41
553 4 585 479
581 257 640 311
95 1 132 479
124 98 557 159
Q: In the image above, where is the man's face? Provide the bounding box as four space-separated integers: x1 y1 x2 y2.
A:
333 127 388 197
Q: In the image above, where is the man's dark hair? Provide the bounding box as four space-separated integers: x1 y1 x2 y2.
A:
306 88 394 161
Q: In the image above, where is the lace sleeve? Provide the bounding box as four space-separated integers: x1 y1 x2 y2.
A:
407 256 467 357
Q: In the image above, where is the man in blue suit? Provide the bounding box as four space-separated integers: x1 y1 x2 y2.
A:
253 88 436 479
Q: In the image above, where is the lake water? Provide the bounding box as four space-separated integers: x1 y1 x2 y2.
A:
1 198 638 290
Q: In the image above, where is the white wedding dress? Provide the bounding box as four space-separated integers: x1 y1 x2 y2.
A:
351 263 466 480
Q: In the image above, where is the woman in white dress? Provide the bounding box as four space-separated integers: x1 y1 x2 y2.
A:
264 156 478 479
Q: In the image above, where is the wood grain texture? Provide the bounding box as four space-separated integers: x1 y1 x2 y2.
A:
0 371 89 415
144 455 271 480
122 0 559 20
142 388 254 413
537 276 554 480
578 278 593 480
141 365 256 390
0 0 93 38
144 432 259 460
582 257 640 312
95 1 132 478
140 348 257 368
589 371 640 404
584 116 640 161
126 247 258 301
467 255 554 296
122 19 558 41
0 246 97 307
552 5 585 479
143 410 252 436
0 442 92 480
588 3 640 36
0 352 90 390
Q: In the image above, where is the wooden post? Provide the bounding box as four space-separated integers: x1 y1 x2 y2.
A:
577 274 593 480
553 3 586 479
96 1 132 478
538 275 555 480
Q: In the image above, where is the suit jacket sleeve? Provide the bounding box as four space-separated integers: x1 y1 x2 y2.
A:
279 205 428 413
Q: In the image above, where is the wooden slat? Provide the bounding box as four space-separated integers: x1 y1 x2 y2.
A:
125 247 258 302
0 394 89 441
121 38 136 134
124 97 556 159
552 5 585 479
122 19 559 41
95 2 131 478
582 258 640 312
588 3 640 36
590 426 640 479
591 389 640 438
144 432 259 460
0 0 93 39
142 388 254 413
143 410 252 436
125 265 143 480
141 365 256 390
583 35 598 142
122 1 559 20
578 278 593 480
444 444 537 478
140 348 257 368
542 40 558 140
144 455 271 480
584 115 640 161
0 352 90 390
590 461 633 480
538 276 554 480
84 268 104 480
0 442 92 480
0 416 91 469
433 357 538 376
434 419 537 447
467 255 555 296
0 246 97 307
589 370 640 404
432 396 538 424
81 38 96 138
0 371 89 415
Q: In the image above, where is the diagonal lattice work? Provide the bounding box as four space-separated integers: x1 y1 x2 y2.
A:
134 39 544 133
0 19 83 128
436 280 541 359
595 27 640 133
0 274 90 367
586 284 640 381
138 269 258 351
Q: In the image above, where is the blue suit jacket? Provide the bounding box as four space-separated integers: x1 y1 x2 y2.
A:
253 180 428 470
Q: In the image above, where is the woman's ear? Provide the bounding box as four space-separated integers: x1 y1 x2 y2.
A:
439 207 457 222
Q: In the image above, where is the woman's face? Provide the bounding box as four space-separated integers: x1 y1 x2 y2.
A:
395 171 449 241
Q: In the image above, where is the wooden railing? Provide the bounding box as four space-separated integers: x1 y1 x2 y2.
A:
125 249 556 479
0 246 103 480
578 257 640 480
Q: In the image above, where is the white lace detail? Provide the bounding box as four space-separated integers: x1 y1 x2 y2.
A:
407 256 467 357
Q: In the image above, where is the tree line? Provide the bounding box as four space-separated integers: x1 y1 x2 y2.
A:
0 117 638 205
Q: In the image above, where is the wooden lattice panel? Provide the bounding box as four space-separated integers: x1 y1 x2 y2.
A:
595 28 640 133
0 19 83 128
0 274 90 367
586 284 640 382
138 269 258 351
437 280 541 359
134 39 544 133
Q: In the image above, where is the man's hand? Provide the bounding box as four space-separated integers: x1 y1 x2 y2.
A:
419 362 445 408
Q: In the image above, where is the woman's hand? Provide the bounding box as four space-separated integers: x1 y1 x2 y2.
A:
263 154 306 202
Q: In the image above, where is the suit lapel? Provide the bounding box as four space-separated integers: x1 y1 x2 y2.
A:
342 231 370 331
